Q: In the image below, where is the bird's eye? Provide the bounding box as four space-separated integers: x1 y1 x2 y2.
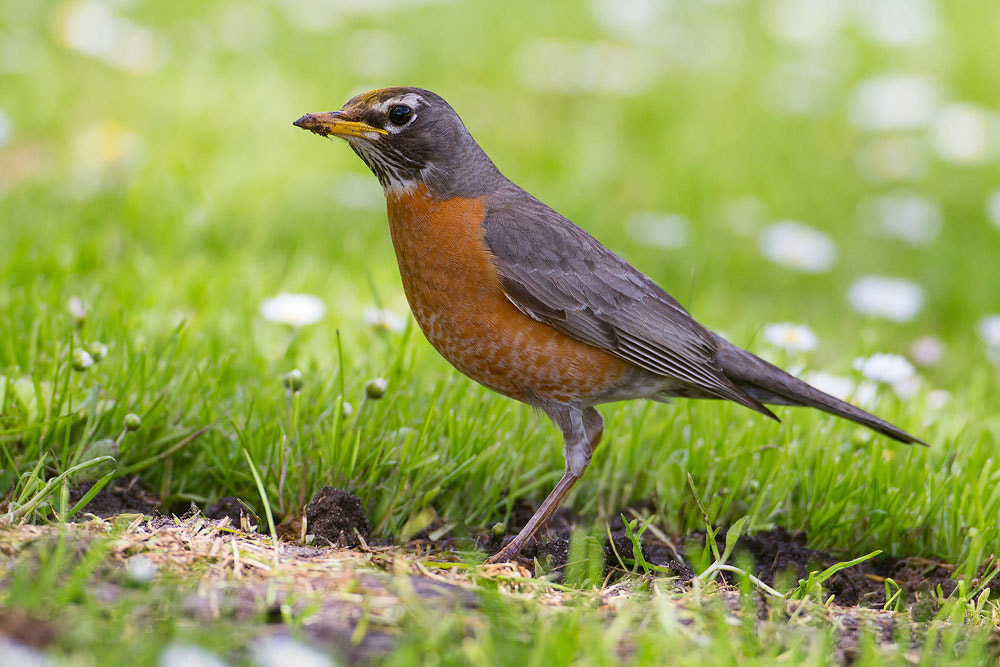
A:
388 105 414 126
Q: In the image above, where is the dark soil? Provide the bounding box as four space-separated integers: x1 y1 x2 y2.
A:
204 497 253 527
68 475 159 518
723 527 957 607
486 500 959 608
726 527 879 605
305 487 371 548
485 499 695 580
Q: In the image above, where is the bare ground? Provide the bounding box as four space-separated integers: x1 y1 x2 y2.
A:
0 510 980 663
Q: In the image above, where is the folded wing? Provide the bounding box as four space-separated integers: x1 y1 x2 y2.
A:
481 187 776 419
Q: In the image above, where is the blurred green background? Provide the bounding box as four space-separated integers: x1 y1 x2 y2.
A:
1 0 999 543
3 0 999 356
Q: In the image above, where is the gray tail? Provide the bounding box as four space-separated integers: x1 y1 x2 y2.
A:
712 335 924 445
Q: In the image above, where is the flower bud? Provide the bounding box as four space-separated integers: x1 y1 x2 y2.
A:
124 413 142 431
72 348 94 372
283 369 304 393
492 522 506 537
67 296 89 325
87 341 108 362
365 377 387 400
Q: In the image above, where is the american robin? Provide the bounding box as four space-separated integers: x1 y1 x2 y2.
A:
293 87 923 563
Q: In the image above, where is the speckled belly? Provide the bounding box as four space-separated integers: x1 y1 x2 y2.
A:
386 186 633 404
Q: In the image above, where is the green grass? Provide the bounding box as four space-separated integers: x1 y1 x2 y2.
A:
2 0 1000 664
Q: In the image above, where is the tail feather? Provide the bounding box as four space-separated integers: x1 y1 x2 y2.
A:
712 335 924 445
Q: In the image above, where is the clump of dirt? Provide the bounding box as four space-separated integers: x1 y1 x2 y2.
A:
305 487 370 548
887 558 958 604
715 528 959 607
0 609 58 649
488 504 961 608
727 527 881 606
69 475 159 518
492 499 684 576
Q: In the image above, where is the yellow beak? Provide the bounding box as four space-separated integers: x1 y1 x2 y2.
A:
292 111 388 139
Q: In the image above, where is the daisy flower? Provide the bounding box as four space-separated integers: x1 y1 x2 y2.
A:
847 276 924 322
763 322 819 353
759 221 837 273
259 293 326 327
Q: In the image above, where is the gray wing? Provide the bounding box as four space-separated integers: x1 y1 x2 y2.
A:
482 188 775 418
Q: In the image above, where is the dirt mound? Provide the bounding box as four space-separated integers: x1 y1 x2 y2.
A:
488 506 959 608
305 487 370 548
729 527 879 605
727 527 958 607
69 475 159 518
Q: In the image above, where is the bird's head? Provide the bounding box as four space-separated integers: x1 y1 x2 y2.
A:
293 86 504 198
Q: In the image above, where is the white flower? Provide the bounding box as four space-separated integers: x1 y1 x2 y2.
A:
54 2 168 73
0 109 10 147
891 375 921 400
764 61 838 116
72 120 145 175
0 638 49 667
763 322 818 353
986 189 1000 229
759 221 837 273
979 315 1000 348
930 103 1000 166
67 295 89 322
926 389 950 410
853 380 880 408
718 196 767 236
589 0 666 40
627 211 690 249
910 336 943 366
803 371 854 401
126 555 158 584
762 0 847 45
857 193 941 245
252 636 333 667
55 2 119 57
848 75 940 132
514 39 655 95
363 307 405 333
847 276 925 322
159 642 228 667
853 353 916 384
854 0 938 46
854 136 927 182
259 293 326 327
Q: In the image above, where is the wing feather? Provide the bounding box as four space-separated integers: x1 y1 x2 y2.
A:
482 186 774 417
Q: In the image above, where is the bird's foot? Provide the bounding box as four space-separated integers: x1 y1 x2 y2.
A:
486 535 530 564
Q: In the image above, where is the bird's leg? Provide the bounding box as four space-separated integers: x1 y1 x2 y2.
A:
534 407 604 539
582 406 605 453
487 406 602 564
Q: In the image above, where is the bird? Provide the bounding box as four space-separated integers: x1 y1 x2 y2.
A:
293 87 923 563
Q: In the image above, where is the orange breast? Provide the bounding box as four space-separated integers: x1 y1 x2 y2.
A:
386 184 632 403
